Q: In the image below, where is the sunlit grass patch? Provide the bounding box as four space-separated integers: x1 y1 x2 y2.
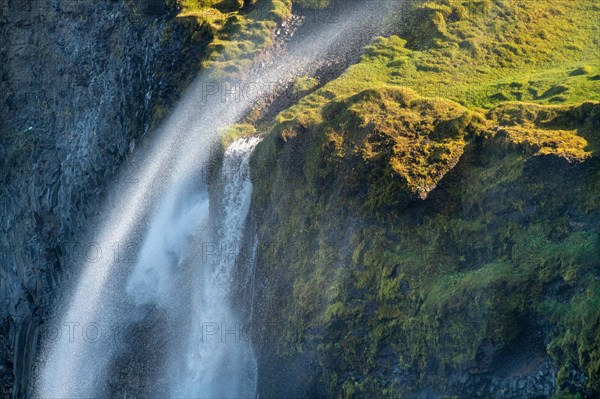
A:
177 0 292 79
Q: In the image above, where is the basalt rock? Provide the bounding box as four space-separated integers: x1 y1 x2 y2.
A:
0 1 204 396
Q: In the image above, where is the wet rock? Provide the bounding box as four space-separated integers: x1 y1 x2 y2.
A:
0 1 203 396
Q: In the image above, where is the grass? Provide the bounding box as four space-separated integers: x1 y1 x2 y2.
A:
487 101 600 161
291 75 319 97
177 0 293 79
275 0 599 125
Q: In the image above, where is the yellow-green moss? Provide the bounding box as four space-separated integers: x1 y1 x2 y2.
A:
487 102 600 162
251 109 600 393
219 123 257 147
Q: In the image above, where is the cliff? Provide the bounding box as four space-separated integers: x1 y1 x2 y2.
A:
235 0 600 398
246 92 599 399
1 0 598 398
0 0 204 396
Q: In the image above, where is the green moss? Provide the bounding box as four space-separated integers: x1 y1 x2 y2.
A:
243 0 600 397
546 278 600 394
251 79 599 399
252 112 600 392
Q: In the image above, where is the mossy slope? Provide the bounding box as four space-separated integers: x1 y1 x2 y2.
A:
250 87 600 399
243 0 600 398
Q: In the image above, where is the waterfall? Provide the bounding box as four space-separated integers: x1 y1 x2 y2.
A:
33 2 402 397
168 137 261 398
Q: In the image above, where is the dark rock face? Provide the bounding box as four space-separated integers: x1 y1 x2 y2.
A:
0 1 203 396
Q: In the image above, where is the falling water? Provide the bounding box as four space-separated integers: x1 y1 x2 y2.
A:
167 137 261 398
34 2 402 397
